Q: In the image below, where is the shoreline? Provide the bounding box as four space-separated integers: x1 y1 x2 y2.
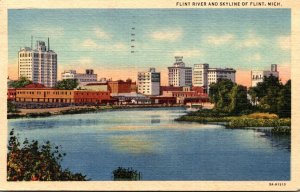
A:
7 104 185 119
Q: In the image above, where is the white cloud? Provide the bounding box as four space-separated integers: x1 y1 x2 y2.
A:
206 34 234 46
81 39 127 52
151 29 182 42
78 57 93 65
172 49 203 58
94 27 111 39
278 35 290 51
81 39 101 49
238 32 263 48
245 53 262 62
112 43 127 51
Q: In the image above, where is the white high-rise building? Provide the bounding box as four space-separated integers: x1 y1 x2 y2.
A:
193 63 236 90
251 64 279 87
168 56 192 87
18 39 57 87
137 68 160 96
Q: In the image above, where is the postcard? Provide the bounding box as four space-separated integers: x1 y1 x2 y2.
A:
0 0 299 191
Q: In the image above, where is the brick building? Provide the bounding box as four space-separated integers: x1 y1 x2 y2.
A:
10 83 111 106
108 80 136 94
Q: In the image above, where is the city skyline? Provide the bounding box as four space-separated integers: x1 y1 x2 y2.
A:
8 9 291 86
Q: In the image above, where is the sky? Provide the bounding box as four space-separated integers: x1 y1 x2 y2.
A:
8 9 291 86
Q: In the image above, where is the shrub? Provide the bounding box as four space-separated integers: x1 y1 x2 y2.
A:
112 167 141 181
7 129 87 181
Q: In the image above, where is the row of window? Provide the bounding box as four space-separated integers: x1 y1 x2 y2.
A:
16 91 109 96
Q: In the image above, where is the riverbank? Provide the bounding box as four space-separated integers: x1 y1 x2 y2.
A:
175 110 291 135
7 104 184 119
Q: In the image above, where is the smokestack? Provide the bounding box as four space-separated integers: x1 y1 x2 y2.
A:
31 36 33 49
48 37 50 51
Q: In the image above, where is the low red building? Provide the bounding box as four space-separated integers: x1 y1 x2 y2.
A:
150 96 177 105
73 90 111 104
7 88 16 101
108 80 136 94
160 86 183 95
11 83 112 106
161 86 208 104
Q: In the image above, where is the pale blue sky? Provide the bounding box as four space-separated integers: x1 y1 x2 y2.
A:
8 9 291 84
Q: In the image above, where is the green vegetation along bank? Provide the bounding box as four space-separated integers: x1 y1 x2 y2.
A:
176 110 291 135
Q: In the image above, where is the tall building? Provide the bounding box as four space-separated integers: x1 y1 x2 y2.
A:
137 68 160 96
193 63 236 90
168 56 192 87
18 39 57 87
61 69 97 84
251 64 279 87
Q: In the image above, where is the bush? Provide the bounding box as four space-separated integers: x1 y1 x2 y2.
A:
60 108 97 115
7 129 87 181
112 167 141 181
228 118 291 128
26 112 52 118
7 102 19 113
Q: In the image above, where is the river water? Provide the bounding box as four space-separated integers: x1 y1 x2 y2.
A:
8 107 290 180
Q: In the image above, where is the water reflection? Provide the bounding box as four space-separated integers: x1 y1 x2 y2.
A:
107 134 160 154
259 130 291 152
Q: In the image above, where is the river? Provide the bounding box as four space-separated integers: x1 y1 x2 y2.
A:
8 107 290 180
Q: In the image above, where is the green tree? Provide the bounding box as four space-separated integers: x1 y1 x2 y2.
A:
209 79 235 112
228 85 251 114
55 79 79 90
248 75 290 117
277 80 291 118
9 76 32 88
209 79 250 114
7 129 87 181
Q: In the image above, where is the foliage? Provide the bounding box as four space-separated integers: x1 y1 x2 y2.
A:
25 112 52 118
7 101 19 113
176 115 231 123
248 76 291 117
209 79 252 115
55 79 79 90
228 118 290 128
7 129 87 181
185 109 231 117
176 111 291 129
277 80 291 118
9 76 32 88
112 167 141 181
244 112 278 119
60 108 97 114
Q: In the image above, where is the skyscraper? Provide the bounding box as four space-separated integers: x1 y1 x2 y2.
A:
18 39 57 87
168 56 192 87
137 68 160 95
